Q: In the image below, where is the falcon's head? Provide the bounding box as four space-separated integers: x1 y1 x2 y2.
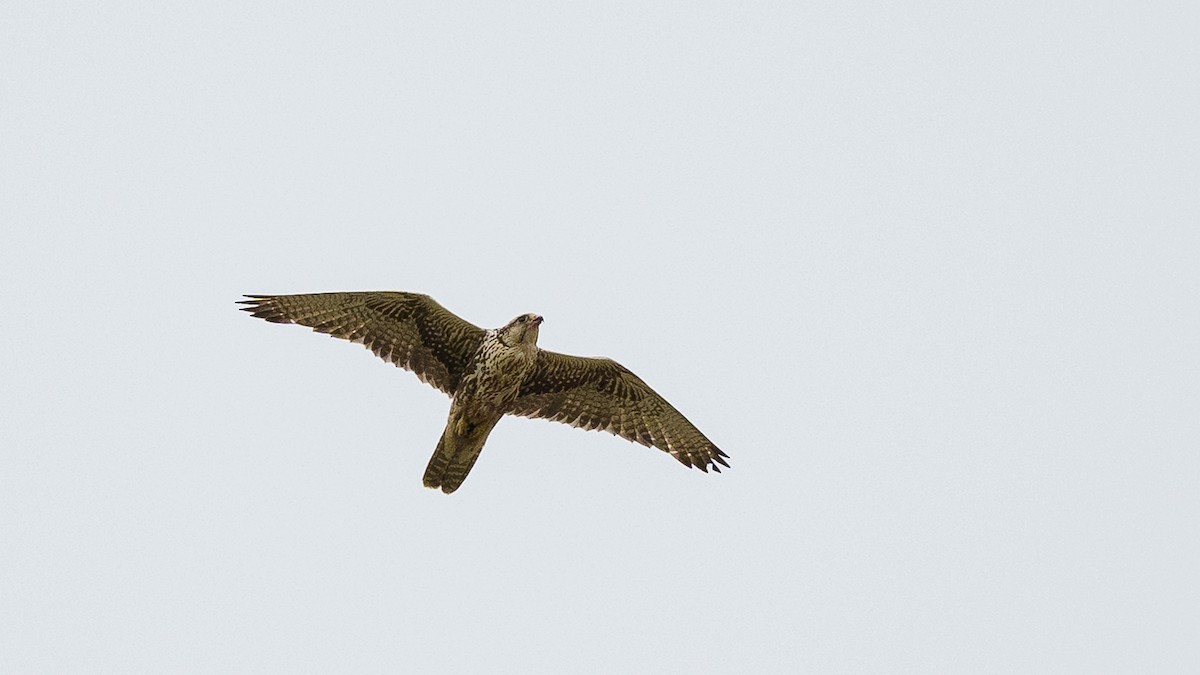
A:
500 313 543 347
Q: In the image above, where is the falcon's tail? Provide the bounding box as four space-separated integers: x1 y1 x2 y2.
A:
423 412 501 494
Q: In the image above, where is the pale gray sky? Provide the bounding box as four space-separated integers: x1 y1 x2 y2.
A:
2 1 1197 672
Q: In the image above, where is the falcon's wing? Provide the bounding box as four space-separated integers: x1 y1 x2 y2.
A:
238 292 485 395
507 350 729 472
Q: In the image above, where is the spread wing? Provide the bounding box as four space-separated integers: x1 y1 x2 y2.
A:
238 292 485 395
507 350 729 472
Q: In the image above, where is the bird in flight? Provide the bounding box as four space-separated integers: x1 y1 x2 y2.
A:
238 292 728 493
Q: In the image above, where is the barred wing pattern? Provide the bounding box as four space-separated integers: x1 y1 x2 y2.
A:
508 351 729 472
238 292 486 395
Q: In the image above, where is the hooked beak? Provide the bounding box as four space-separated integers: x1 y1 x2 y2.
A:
531 315 543 326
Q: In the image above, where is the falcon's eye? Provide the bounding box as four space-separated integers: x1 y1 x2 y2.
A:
518 316 527 323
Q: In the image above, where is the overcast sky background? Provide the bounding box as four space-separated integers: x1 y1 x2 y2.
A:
2 1 1197 672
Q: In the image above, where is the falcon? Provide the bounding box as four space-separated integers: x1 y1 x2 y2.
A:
238 292 729 493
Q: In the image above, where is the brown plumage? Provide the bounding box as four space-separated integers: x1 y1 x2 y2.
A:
238 291 728 493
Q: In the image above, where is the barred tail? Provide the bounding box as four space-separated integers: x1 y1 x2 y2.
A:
423 412 500 494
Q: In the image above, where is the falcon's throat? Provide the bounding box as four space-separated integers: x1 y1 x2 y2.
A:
525 316 542 344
